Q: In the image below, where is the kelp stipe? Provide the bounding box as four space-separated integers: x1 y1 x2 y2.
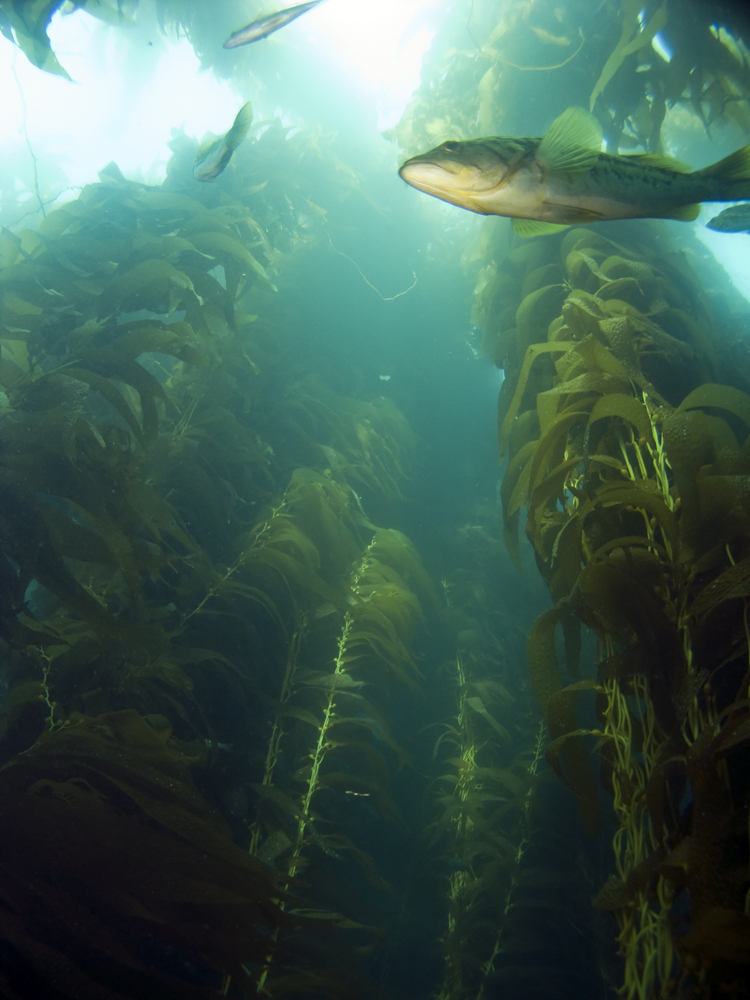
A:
481 218 750 997
418 506 552 1000
429 645 538 1000
240 526 434 995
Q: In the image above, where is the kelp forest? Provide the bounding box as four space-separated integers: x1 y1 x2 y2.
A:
2 0 750 999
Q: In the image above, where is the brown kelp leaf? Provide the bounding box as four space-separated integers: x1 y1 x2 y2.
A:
586 392 652 442
599 255 657 283
588 480 678 550
504 439 537 519
515 284 568 355
565 249 611 289
0 711 288 994
500 342 575 453
589 0 667 112
680 907 750 967
663 408 714 480
529 456 582 537
106 259 195 315
597 278 647 310
0 469 154 643
188 231 275 287
132 190 206 217
125 479 196 551
562 289 607 336
549 517 584 600
693 555 750 617
538 371 629 420
544 730 602 836
645 755 686 842
546 680 603 742
526 606 565 715
465 696 510 740
64 367 146 445
521 264 566 298
279 705 323 729
573 334 633 383
677 383 750 429
525 408 592 517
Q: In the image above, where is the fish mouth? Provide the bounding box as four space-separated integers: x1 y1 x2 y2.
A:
399 158 460 183
399 160 488 214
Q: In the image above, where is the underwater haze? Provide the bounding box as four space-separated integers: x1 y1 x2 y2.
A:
3 2 750 999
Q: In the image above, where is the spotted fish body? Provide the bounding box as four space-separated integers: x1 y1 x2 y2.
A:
399 107 750 237
193 101 253 182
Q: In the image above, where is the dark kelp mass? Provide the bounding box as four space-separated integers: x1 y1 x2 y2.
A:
3 1 750 999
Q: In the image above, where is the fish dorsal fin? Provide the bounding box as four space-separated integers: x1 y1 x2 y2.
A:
536 107 602 177
694 145 750 184
627 152 691 172
511 218 570 238
225 100 254 151
195 134 219 163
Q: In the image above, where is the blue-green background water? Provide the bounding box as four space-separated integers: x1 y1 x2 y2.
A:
3 2 750 998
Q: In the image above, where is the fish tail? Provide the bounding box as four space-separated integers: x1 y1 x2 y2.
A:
693 145 750 200
225 101 253 151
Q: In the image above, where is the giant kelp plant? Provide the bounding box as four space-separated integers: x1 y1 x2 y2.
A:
0 105 452 996
0 17 548 995
491 220 750 997
391 0 750 998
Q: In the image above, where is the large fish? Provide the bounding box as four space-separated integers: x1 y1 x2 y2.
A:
193 102 253 182
223 0 327 48
399 107 750 238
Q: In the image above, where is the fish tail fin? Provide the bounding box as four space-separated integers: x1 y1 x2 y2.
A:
693 145 750 200
225 101 253 151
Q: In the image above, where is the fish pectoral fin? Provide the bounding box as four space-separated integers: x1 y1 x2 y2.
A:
536 107 602 178
542 203 605 222
511 218 570 238
225 101 254 151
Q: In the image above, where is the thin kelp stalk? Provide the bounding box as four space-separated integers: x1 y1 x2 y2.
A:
180 495 289 629
249 557 363 1000
430 638 534 1000
284 530 424 873
288 575 365 879
243 529 429 995
435 652 477 1000
474 719 546 1000
600 668 675 1000
248 617 308 860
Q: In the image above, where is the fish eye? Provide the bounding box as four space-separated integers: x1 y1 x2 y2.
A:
442 141 461 152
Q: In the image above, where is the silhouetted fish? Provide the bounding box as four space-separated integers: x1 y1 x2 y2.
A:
193 102 253 181
707 203 750 233
223 0 327 48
